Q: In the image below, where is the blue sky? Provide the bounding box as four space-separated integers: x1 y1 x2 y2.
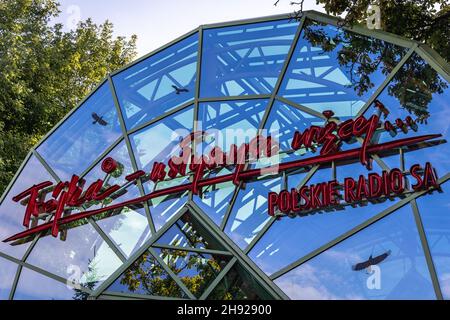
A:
54 0 326 57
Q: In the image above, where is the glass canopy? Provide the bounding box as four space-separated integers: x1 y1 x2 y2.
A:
0 11 449 300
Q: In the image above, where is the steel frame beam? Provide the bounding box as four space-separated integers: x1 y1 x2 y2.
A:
99 291 189 300
356 44 418 117
152 243 233 257
89 206 189 298
186 201 289 300
0 250 93 298
410 199 444 300
108 75 157 235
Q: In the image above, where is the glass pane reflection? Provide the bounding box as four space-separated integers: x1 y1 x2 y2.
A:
37 82 122 181
155 212 226 251
207 263 271 300
416 181 450 299
14 267 84 300
154 248 229 298
275 205 436 300
263 100 325 165
130 105 193 178
131 104 192 230
362 54 449 176
107 250 187 298
197 99 268 155
26 222 122 290
224 177 283 249
249 164 393 275
148 192 189 231
96 207 151 258
0 155 55 258
82 140 133 188
196 99 268 182
75 141 141 216
0 258 18 299
201 19 299 97
194 180 236 226
113 33 198 130
279 19 407 119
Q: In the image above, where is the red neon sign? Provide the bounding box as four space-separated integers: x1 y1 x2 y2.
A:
268 162 440 217
3 109 445 244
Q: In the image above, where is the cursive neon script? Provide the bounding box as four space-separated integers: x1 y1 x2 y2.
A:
4 110 440 243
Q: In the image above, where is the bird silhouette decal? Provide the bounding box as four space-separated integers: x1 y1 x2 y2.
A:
374 100 390 119
352 250 392 271
91 113 108 126
172 85 189 94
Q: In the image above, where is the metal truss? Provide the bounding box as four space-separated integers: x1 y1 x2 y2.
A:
0 10 449 300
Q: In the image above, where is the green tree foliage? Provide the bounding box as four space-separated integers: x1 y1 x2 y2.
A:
314 0 449 60
0 0 137 194
282 0 448 121
117 218 228 298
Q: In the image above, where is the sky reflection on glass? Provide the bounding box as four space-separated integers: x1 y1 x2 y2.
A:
279 19 407 119
37 82 122 181
416 181 450 299
275 205 436 300
113 33 198 130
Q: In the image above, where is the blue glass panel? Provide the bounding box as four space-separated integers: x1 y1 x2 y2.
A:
130 105 194 182
148 192 189 231
130 106 193 230
37 82 122 181
275 205 436 300
107 250 187 298
224 177 283 249
14 267 82 300
249 163 393 275
197 99 269 152
26 221 122 290
362 54 449 176
197 99 268 173
201 19 299 97
279 19 407 119
415 181 450 299
96 207 151 259
113 33 198 130
194 180 236 226
67 141 150 256
79 140 144 211
0 258 18 299
0 155 55 258
263 100 325 165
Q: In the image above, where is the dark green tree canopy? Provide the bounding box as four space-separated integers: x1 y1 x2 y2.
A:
0 0 137 194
